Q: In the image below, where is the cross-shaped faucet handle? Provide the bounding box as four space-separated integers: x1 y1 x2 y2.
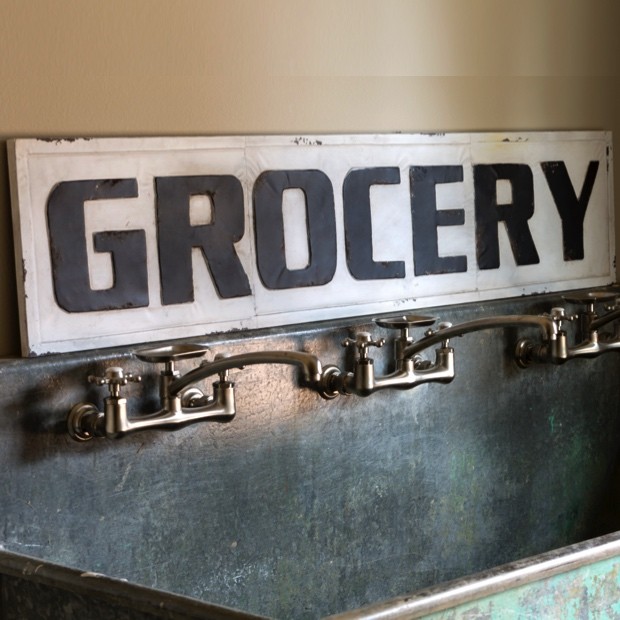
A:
342 332 385 360
88 367 142 398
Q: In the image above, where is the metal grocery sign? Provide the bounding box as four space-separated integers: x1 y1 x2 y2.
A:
8 132 614 355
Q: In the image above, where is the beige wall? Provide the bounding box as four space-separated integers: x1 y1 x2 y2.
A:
0 0 617 356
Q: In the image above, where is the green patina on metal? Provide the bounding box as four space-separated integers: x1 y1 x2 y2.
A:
422 555 620 619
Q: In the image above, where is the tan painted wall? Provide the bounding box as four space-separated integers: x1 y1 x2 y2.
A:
0 0 617 356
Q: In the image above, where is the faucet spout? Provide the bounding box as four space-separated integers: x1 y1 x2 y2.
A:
404 315 558 357
403 314 565 364
168 350 324 396
589 308 620 332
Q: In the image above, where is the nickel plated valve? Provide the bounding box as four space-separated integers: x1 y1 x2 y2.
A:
342 331 385 361
545 306 577 325
563 291 618 340
68 343 236 441
88 367 141 399
374 314 437 363
558 290 620 358
320 314 454 397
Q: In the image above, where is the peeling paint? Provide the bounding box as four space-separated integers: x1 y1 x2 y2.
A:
292 136 323 146
422 555 620 619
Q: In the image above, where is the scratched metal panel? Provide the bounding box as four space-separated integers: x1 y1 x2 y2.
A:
325 531 620 618
1 576 171 620
0 293 619 617
0 549 264 619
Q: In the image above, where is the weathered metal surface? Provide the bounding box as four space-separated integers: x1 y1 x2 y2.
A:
1 293 620 617
327 528 620 619
0 549 264 619
422 556 620 619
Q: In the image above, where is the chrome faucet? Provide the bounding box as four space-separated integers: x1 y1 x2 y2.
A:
67 292 616 442
319 315 455 397
67 345 335 440
67 344 236 441
167 349 325 397
559 291 620 359
400 312 569 368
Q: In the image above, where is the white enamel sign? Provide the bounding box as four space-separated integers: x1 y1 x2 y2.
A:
8 132 615 356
